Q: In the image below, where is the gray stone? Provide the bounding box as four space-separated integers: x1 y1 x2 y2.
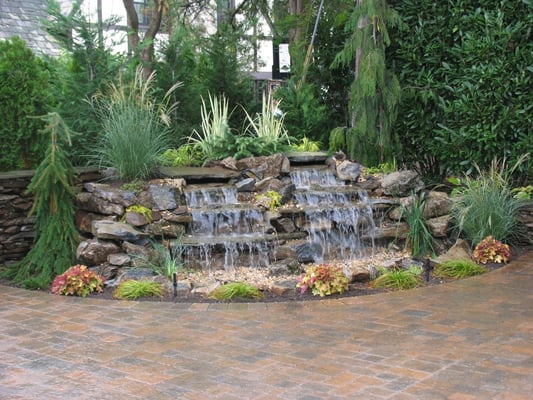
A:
235 178 256 192
124 211 151 226
427 215 451 238
292 241 323 263
92 220 148 241
336 160 361 182
117 267 155 283
146 185 177 211
76 192 124 216
270 217 297 233
235 154 291 179
433 239 472 264
270 245 298 261
75 211 115 234
343 265 371 283
270 279 298 296
381 170 424 196
76 239 121 266
145 220 185 238
107 253 131 267
424 191 452 218
268 258 301 276
83 183 138 207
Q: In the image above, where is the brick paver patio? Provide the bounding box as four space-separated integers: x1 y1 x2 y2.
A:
1 251 531 399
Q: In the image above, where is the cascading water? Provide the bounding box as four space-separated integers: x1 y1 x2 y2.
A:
180 187 271 271
291 168 376 263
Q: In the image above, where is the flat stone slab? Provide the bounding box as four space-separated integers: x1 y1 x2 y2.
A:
158 166 240 181
285 151 329 164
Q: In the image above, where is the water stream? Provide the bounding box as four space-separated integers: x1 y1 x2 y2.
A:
177 169 376 271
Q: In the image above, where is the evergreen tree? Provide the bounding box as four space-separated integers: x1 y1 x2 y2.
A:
2 113 79 289
331 0 402 166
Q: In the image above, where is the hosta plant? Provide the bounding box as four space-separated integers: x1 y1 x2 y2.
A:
51 265 105 297
297 264 349 297
472 236 510 264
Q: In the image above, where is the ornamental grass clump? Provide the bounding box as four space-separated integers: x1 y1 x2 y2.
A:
297 264 349 297
450 156 528 246
114 280 163 300
51 265 105 297
91 66 180 180
371 265 423 291
434 259 487 280
209 282 264 301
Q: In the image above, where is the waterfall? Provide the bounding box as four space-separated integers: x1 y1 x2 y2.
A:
290 169 375 263
180 187 271 271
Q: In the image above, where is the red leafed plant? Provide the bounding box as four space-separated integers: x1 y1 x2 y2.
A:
51 265 105 297
472 236 511 264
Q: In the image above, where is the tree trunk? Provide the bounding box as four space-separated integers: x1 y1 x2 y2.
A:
122 0 165 79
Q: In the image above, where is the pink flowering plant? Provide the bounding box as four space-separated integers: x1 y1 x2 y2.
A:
51 265 105 297
472 236 510 264
296 264 349 297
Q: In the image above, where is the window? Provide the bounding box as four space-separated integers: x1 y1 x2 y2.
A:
133 0 151 26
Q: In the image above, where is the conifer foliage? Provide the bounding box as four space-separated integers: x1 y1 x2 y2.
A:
331 0 402 166
3 113 79 289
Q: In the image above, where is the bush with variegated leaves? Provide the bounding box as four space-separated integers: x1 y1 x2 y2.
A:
472 236 510 264
51 265 105 297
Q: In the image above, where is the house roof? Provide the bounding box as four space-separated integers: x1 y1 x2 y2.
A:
0 0 62 56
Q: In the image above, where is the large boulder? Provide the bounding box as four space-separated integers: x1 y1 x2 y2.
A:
381 170 424 196
77 239 121 266
92 220 148 241
235 154 291 179
336 160 361 182
83 183 138 207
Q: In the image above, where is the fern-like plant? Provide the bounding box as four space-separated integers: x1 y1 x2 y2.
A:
1 113 79 289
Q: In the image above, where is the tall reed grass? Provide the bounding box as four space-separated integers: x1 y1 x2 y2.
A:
92 67 180 180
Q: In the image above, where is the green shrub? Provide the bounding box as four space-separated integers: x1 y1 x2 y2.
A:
434 259 487 280
371 265 423 290
91 66 180 180
451 157 528 246
209 282 264 301
297 264 350 297
51 265 105 297
0 36 51 171
159 145 203 167
391 0 532 179
114 280 163 300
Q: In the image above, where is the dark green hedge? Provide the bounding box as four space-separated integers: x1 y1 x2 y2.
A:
389 0 532 180
0 37 52 171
